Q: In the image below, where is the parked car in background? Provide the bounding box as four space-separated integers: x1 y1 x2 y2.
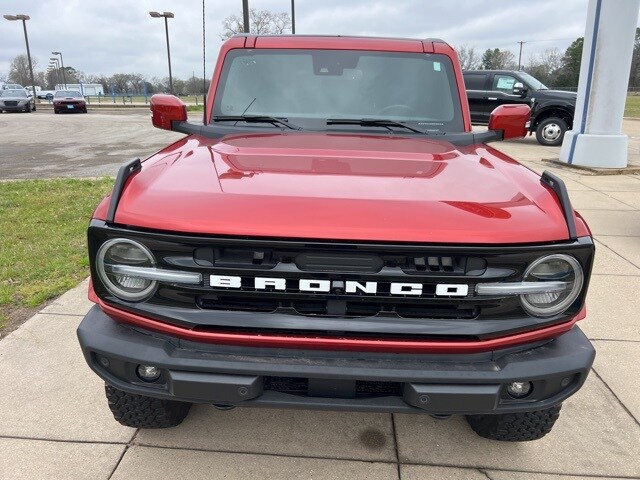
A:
463 70 577 146
0 89 35 112
38 91 55 100
25 85 55 100
53 90 87 114
1 83 26 91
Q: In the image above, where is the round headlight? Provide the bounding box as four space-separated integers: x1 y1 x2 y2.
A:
520 254 583 317
96 238 157 301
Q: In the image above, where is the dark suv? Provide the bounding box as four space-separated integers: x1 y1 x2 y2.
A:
464 70 577 146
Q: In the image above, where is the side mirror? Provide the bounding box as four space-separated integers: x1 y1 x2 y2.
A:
488 104 530 140
512 82 527 97
150 94 187 130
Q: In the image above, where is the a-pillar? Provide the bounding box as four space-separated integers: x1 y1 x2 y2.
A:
559 0 640 168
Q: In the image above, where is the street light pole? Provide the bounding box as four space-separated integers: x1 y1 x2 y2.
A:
242 0 250 33
50 58 61 88
52 52 67 88
49 61 60 88
149 11 174 94
4 14 37 109
517 41 526 71
291 0 295 34
49 68 59 88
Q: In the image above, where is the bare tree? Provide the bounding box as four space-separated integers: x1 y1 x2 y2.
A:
220 8 291 40
8 54 37 86
455 44 481 70
525 48 563 86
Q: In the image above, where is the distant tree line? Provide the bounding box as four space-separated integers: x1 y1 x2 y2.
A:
456 28 640 89
3 54 210 96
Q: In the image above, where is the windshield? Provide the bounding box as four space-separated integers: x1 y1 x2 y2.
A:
518 72 547 91
0 90 27 98
54 90 82 98
213 49 464 132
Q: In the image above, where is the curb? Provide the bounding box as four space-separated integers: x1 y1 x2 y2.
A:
542 157 640 175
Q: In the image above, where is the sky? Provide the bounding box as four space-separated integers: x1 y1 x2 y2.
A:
0 0 631 82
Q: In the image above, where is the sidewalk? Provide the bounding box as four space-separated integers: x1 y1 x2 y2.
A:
1 161 639 479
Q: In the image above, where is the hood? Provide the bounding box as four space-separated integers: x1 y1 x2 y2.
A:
111 133 572 244
534 89 577 102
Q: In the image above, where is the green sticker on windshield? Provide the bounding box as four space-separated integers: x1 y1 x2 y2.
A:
433 62 441 72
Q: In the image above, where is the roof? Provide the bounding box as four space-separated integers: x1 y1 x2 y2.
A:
228 34 453 54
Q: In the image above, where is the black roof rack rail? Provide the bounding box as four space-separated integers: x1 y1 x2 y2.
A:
540 170 577 240
106 158 142 224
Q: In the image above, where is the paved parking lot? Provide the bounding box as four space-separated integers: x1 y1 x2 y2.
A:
0 110 639 479
0 110 185 179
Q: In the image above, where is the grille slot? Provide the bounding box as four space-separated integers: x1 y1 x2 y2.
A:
263 377 401 398
193 246 485 276
197 294 481 319
197 296 278 313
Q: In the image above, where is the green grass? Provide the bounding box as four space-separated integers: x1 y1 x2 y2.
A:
0 178 114 328
186 105 204 112
625 94 640 118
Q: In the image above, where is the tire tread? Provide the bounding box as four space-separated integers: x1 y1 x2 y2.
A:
105 384 191 429
466 404 562 441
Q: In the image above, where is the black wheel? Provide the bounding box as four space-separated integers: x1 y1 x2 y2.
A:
54 109 59 114
105 384 191 428
24 105 31 113
535 117 567 146
82 107 88 113
466 404 562 442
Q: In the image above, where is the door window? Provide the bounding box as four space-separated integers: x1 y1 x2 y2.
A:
492 75 517 93
463 73 487 90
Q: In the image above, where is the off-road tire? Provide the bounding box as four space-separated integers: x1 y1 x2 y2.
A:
466 404 562 441
535 117 568 146
105 384 191 428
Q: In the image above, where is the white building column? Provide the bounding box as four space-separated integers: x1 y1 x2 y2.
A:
559 0 640 168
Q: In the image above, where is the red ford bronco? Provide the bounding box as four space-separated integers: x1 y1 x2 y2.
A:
77 35 595 441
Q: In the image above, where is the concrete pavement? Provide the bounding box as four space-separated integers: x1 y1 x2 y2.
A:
1 137 640 479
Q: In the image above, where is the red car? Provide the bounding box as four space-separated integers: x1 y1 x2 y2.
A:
53 90 87 113
77 35 595 442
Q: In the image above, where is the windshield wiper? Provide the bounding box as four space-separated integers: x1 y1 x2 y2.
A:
326 118 426 134
212 115 302 130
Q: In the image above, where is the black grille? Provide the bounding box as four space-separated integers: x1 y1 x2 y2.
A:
197 295 479 319
4 101 18 107
263 376 401 398
89 221 594 340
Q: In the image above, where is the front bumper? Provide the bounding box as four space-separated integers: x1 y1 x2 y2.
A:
78 305 595 415
1 103 29 111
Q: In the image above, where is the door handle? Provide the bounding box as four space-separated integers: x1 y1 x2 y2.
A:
487 97 498 101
